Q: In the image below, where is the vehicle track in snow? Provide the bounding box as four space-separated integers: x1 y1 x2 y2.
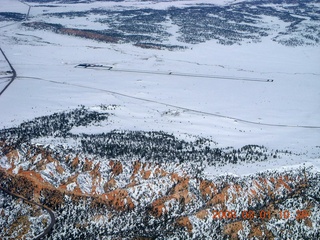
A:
0 0 32 96
0 48 16 97
16 76 320 129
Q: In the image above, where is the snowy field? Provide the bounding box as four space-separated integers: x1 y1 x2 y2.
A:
0 0 319 175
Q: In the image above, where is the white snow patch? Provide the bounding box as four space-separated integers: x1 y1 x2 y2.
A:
77 173 93 194
0 156 11 170
66 182 77 191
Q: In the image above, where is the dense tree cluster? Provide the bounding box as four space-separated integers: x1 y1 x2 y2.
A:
79 131 273 166
0 107 276 168
0 106 108 143
0 12 26 22
20 0 319 47
0 171 35 200
0 190 51 239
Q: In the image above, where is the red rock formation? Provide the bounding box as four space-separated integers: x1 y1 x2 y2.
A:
176 216 193 233
104 189 134 211
109 160 123 177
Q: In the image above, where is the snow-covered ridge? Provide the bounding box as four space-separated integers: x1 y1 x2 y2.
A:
0 106 319 238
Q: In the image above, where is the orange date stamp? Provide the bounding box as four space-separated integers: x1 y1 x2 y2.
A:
212 209 310 220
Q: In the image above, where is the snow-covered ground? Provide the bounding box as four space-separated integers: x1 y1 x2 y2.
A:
0 0 319 176
205 155 320 177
